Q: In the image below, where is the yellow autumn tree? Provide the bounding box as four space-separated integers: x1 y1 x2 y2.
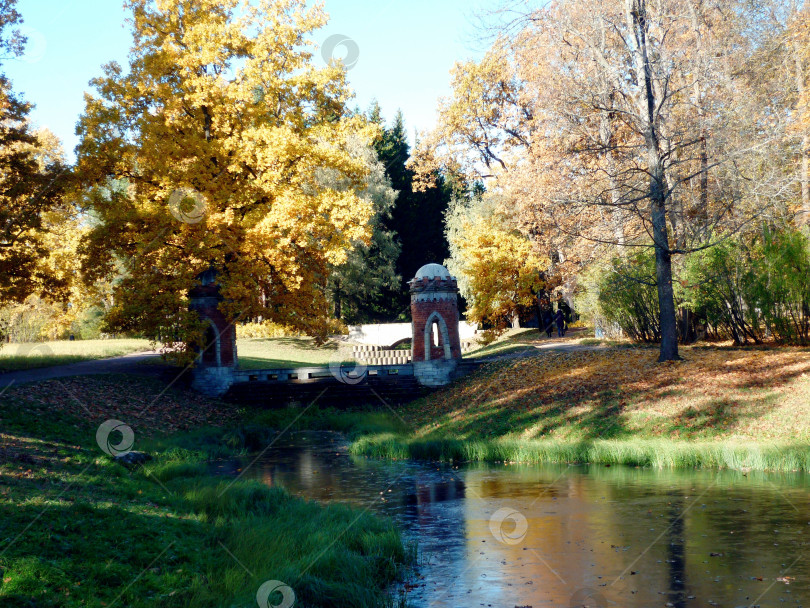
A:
446 194 547 336
76 0 375 357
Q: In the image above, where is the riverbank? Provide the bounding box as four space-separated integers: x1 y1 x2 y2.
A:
350 345 810 472
0 375 411 608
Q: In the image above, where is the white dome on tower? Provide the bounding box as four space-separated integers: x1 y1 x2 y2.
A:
414 263 451 280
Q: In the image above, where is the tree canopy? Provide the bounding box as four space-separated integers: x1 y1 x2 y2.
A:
77 0 377 356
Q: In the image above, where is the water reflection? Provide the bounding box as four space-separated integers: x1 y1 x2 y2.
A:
218 432 810 607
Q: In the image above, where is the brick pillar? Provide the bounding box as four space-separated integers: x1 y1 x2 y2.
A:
189 268 236 396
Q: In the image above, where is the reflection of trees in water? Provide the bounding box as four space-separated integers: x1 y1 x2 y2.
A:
666 497 687 608
238 442 810 607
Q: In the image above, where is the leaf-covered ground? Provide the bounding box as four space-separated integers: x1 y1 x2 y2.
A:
1 374 240 441
403 345 810 442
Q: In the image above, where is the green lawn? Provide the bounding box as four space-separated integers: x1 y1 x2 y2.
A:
236 337 350 369
0 330 573 374
462 326 594 359
0 337 352 373
0 339 156 372
0 375 411 608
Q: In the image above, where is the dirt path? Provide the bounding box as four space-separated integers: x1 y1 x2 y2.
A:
0 352 168 390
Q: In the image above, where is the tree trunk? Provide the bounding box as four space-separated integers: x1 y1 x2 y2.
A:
596 18 626 249
333 281 342 319
628 0 681 362
689 1 710 239
652 196 681 361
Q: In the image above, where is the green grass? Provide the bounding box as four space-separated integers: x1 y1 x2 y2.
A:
0 383 412 607
461 326 596 359
0 339 155 371
247 407 411 438
349 435 810 472
0 336 355 373
236 337 349 370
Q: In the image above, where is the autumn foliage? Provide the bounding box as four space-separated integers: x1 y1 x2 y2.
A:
76 0 377 357
446 194 547 333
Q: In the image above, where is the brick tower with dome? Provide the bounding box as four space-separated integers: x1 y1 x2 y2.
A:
409 263 463 386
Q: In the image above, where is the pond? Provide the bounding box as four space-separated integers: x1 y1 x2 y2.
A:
215 432 810 607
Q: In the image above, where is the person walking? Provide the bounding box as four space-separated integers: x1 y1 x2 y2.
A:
542 310 554 338
555 309 566 338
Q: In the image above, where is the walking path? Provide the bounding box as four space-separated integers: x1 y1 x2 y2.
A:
477 341 607 363
0 352 168 390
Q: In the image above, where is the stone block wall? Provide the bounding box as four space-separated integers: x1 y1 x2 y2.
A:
352 345 411 365
413 359 459 387
191 366 235 397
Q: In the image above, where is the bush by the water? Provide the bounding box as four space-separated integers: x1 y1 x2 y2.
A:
588 227 810 346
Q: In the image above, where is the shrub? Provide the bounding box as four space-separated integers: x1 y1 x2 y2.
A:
236 321 299 339
574 261 624 339
681 239 763 344
750 228 810 345
597 250 661 342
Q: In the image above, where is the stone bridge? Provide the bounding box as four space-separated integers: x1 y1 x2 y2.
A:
190 263 478 400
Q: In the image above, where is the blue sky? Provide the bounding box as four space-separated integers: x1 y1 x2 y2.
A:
4 0 486 160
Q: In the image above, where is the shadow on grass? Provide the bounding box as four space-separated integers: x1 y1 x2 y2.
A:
238 357 331 370
0 474 409 608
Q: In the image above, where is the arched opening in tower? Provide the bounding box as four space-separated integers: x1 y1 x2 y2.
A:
202 323 218 366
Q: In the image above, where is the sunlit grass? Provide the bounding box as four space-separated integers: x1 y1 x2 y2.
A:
350 435 810 473
236 337 347 369
0 383 412 608
462 326 607 359
462 328 539 359
0 339 156 371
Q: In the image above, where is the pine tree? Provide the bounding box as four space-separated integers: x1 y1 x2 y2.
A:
369 106 454 318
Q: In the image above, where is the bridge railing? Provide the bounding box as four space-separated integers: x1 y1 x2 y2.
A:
232 363 415 384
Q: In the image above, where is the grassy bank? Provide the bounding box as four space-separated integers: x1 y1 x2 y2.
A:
350 345 810 472
0 337 343 373
0 376 412 607
0 339 156 371
350 435 810 472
